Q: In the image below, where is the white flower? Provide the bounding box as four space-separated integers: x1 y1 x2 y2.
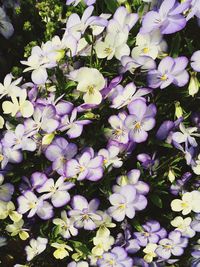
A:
192 154 200 174
25 237 48 261
171 191 200 215
0 7 14 39
98 145 122 169
70 67 105 105
171 216 195 238
132 30 167 59
53 210 78 238
172 123 200 147
51 242 73 259
92 230 114 256
6 219 29 240
188 73 199 96
95 32 130 60
2 91 34 118
0 74 22 98
143 243 158 263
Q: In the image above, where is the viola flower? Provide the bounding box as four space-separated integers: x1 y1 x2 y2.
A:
37 176 74 207
97 246 133 267
107 112 129 144
95 31 130 60
191 214 200 233
64 149 103 181
108 185 147 222
92 230 115 256
2 93 34 118
143 243 158 263
171 191 200 215
148 56 189 89
69 195 102 230
156 230 188 260
0 74 22 98
121 54 156 74
140 0 189 34
108 6 138 33
171 216 195 238
0 201 22 222
0 7 14 39
53 210 78 239
132 30 167 59
69 67 105 105
134 220 167 247
25 237 48 261
125 99 156 143
0 175 14 202
45 137 77 175
137 153 159 172
59 108 91 138
24 104 59 135
6 219 29 240
51 242 73 259
113 169 149 195
65 6 107 41
172 123 200 148
17 191 54 219
98 145 123 169
191 50 200 72
110 82 151 109
3 124 36 152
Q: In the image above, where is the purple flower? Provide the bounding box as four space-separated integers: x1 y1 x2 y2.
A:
59 108 91 138
69 195 102 230
137 153 158 171
107 112 129 144
0 142 22 169
113 169 149 195
121 55 156 74
45 137 77 175
64 149 103 181
3 124 36 152
125 99 156 143
37 176 74 207
97 247 133 267
134 220 167 247
191 214 200 232
148 56 189 89
98 145 123 169
191 50 200 72
140 0 189 34
156 230 188 260
17 191 53 220
108 185 147 222
24 104 59 135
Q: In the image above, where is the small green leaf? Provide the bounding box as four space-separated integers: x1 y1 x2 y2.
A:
150 194 163 208
105 0 118 13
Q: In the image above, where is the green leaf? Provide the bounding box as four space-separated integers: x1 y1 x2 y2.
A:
150 194 163 208
105 0 118 13
170 33 181 57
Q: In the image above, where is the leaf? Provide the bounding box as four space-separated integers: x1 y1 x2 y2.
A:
105 0 118 13
170 33 181 57
150 194 163 208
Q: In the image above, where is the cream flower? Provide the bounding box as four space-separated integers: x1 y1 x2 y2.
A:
51 242 73 259
171 191 200 215
171 216 195 237
6 219 29 240
70 67 105 105
0 201 22 222
143 243 158 263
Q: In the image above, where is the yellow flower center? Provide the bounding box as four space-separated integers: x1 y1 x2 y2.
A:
29 202 37 209
0 154 4 162
104 47 112 55
143 47 149 54
87 85 95 95
161 74 167 81
181 202 189 208
134 122 141 130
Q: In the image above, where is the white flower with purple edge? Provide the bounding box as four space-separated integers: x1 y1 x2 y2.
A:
69 195 102 230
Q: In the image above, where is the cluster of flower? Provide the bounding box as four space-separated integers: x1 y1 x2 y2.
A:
0 0 200 266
